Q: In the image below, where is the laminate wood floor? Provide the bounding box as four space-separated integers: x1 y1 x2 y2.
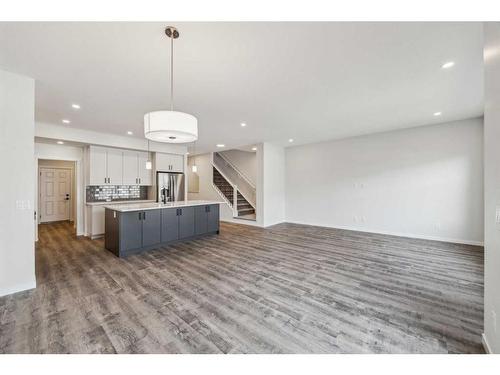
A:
0 221 484 353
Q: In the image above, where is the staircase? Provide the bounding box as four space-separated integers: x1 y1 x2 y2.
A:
237 192 255 217
213 168 234 203
213 166 255 219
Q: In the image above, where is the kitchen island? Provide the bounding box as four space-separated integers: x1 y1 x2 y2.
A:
104 200 222 257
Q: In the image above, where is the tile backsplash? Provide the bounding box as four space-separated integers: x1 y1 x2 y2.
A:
86 185 148 202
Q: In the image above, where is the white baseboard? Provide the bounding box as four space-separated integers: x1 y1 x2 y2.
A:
220 217 262 227
482 333 492 354
285 220 484 247
0 280 36 298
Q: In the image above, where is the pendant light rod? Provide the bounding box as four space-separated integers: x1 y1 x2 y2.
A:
170 30 174 110
165 26 179 111
144 26 197 144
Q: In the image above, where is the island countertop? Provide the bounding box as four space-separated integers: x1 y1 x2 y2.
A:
104 200 223 212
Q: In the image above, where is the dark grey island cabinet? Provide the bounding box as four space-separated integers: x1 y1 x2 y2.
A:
105 202 220 257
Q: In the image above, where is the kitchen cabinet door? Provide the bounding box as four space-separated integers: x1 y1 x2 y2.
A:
107 148 123 185
169 154 184 172
142 209 161 247
161 208 179 243
207 204 220 233
156 152 184 172
195 205 208 235
178 207 195 239
122 151 139 185
138 152 153 186
120 211 142 251
89 146 107 185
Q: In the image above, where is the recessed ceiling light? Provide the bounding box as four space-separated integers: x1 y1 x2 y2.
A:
433 112 442 116
62 119 70 124
127 131 133 135
251 147 257 151
240 122 247 127
288 138 294 143
216 144 225 148
57 141 64 145
71 104 80 109
441 61 455 69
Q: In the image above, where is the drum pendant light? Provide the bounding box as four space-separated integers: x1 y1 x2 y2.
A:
144 26 198 143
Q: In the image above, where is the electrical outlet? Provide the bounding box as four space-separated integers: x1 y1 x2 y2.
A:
493 310 497 333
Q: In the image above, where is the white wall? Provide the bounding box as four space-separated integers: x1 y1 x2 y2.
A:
261 143 286 227
35 142 85 236
0 70 36 297
286 118 484 245
219 149 257 185
483 22 500 354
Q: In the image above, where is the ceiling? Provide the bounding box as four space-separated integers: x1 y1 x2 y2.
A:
0 22 483 153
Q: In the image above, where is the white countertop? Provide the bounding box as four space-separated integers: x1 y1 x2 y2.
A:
86 199 156 206
104 200 224 212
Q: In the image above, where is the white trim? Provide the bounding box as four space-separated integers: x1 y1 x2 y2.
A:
286 220 484 246
482 333 492 354
220 217 262 227
0 281 36 298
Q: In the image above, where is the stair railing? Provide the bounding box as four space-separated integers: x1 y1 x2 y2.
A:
216 152 256 189
211 153 239 217
213 152 256 208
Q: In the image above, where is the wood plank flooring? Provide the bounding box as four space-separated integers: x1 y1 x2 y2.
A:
0 221 484 353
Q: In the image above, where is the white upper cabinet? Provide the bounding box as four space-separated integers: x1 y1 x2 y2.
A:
122 150 139 185
89 146 108 185
87 146 162 186
106 148 123 185
156 153 184 173
138 152 153 185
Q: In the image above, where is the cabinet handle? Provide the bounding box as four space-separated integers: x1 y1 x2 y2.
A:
143 212 146 220
139 178 141 184
138 212 142 220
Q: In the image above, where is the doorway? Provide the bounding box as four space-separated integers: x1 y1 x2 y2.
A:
38 159 76 232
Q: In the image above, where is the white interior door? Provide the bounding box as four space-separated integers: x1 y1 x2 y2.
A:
40 168 71 223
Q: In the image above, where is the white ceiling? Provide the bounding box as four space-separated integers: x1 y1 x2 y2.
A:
0 22 483 153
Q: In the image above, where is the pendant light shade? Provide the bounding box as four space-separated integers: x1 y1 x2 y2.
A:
144 111 198 143
144 26 198 143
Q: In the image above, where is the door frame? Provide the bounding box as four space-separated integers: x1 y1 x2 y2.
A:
38 166 73 224
35 157 83 241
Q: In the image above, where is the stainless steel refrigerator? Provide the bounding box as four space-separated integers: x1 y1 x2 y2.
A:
157 172 185 203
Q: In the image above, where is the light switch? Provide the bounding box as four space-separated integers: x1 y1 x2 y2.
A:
16 200 31 210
